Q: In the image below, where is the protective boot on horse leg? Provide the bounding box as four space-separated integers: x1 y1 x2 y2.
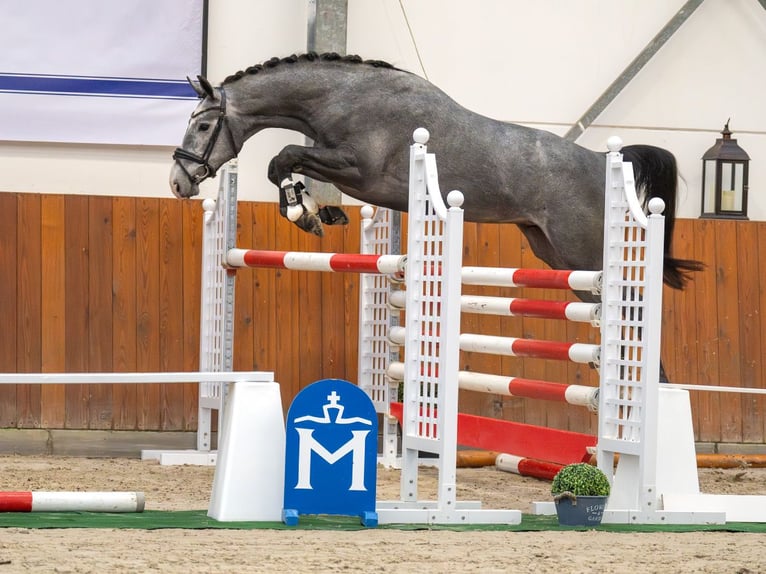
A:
268 157 324 236
268 151 350 236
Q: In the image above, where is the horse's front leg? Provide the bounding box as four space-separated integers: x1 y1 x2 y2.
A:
268 145 356 235
268 159 324 236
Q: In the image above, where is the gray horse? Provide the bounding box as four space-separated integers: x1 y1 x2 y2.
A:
170 52 701 290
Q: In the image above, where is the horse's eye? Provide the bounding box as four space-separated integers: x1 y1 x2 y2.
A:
199 123 210 132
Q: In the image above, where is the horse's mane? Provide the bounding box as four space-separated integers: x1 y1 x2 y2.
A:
221 52 397 85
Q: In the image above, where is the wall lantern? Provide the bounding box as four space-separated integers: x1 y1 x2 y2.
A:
701 120 750 219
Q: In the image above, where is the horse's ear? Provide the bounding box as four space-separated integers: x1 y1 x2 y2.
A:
187 76 206 98
186 75 216 99
197 75 216 99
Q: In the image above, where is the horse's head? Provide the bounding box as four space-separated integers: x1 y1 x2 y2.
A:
170 76 237 198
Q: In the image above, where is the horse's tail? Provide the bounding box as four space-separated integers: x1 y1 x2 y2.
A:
621 144 704 289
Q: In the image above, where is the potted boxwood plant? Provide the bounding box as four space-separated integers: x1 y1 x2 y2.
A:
551 462 610 526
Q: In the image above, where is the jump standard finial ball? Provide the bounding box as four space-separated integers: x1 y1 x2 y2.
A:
413 128 430 145
648 197 666 215
202 198 217 212
360 205 375 219
607 136 623 152
447 190 464 208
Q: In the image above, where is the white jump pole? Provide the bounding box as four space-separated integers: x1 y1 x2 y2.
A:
0 491 145 513
0 372 272 385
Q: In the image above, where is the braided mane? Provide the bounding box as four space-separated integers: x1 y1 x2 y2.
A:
221 52 396 86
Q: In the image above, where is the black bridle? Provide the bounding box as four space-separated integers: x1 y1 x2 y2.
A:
173 87 236 185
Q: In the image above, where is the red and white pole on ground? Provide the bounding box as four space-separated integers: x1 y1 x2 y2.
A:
387 326 599 365
388 290 600 323
0 491 145 513
386 362 598 409
226 248 406 279
494 454 564 481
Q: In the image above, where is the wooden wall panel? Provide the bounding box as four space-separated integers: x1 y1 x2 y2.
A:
112 197 138 430
233 204 255 372
0 194 18 426
181 202 203 430
16 195 42 428
715 222 743 442
495 224 526 429
158 201 184 430
1 193 765 446
736 223 763 443
40 195 66 428
691 218 721 442
341 212 363 386
252 203 278 374
136 197 162 430
87 197 114 429
64 196 90 428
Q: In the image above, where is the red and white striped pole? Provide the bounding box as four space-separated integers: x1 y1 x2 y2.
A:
462 267 601 293
387 327 599 365
0 491 145 513
387 362 598 409
389 290 599 323
226 248 406 278
494 454 564 481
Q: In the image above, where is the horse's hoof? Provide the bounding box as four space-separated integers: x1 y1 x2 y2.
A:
296 213 324 237
318 206 349 225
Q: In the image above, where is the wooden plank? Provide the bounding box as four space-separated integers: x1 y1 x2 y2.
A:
342 206 363 385
295 217 324 389
253 202 278 374
273 216 301 413
496 224 526 428
465 223 503 418
158 200 184 430
759 222 766 442
88 197 113 429
136 197 161 430
181 201 203 430
457 221 481 415
663 219 697 384
0 194 18 426
319 217 347 382
737 222 763 442
714 221 742 442
518 231 548 429
233 202 255 372
39 195 66 428
693 219 720 442
112 197 137 430
16 194 42 428
663 219 701 433
64 196 90 428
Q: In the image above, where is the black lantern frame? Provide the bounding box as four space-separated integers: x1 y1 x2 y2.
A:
700 121 750 220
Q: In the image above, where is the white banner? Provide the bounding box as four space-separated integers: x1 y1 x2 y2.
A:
0 0 204 145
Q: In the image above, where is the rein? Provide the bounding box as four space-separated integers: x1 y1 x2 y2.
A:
173 87 235 184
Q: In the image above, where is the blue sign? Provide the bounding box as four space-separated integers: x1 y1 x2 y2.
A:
282 379 378 526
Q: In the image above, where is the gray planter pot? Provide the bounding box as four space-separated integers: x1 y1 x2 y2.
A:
554 495 608 526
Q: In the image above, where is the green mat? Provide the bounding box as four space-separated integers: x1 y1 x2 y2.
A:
1 511 765 532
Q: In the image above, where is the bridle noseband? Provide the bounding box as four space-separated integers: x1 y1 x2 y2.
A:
173 87 235 185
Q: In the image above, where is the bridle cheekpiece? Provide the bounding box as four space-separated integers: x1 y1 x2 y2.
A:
173 86 235 185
